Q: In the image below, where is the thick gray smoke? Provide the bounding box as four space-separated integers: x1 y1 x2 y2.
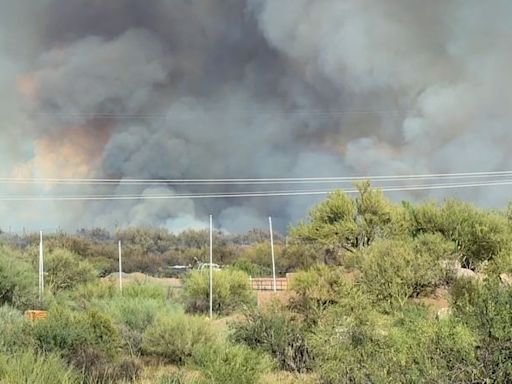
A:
0 0 511 233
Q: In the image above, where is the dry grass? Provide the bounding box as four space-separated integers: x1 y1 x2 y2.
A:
412 287 451 315
260 371 320 384
256 290 292 308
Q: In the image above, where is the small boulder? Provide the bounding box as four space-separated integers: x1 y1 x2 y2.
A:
436 307 452 320
500 273 512 286
455 267 477 279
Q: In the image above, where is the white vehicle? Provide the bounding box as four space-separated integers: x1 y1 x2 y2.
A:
196 262 221 271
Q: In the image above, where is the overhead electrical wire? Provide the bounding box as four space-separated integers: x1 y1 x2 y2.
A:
32 108 412 119
2 179 512 202
2 170 512 186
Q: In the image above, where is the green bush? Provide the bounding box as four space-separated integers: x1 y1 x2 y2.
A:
192 342 273 384
32 305 122 380
0 351 80 384
0 245 38 309
142 313 217 364
386 316 477 382
122 282 170 301
65 281 169 309
409 200 512 269
289 266 369 324
231 307 312 373
33 306 120 357
237 242 290 274
182 270 255 315
157 371 189 384
0 305 35 353
281 243 324 272
452 278 512 381
95 295 181 356
358 238 449 309
66 281 118 303
44 248 97 293
231 259 271 278
310 304 477 383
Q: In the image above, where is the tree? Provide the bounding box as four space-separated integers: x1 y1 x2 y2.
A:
290 182 409 263
409 199 512 269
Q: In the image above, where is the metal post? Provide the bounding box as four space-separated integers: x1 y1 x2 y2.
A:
269 217 277 292
39 231 44 300
118 240 123 293
209 215 213 319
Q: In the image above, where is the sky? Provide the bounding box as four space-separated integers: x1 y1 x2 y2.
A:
0 0 511 233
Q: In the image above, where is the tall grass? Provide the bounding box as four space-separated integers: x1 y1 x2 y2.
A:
92 294 182 356
0 305 35 353
0 351 80 384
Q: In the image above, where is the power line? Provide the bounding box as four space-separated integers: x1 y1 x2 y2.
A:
1 179 512 202
32 108 412 119
2 170 512 186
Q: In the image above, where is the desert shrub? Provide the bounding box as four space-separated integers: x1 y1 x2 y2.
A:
182 270 255 315
157 371 189 384
289 265 369 324
96 295 181 356
238 242 288 274
310 304 477 383
0 351 80 384
0 245 38 309
192 342 273 384
157 371 203 384
142 313 217 364
122 251 167 275
44 248 97 292
409 200 512 269
122 282 170 301
0 305 35 353
358 238 448 310
67 281 118 303
69 280 169 305
482 250 512 276
71 350 142 384
385 316 477 382
32 305 122 381
309 304 392 383
231 259 271 277
452 278 512 381
281 242 324 271
231 307 312 373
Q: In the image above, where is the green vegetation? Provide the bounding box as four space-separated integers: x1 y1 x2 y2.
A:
0 351 80 384
142 314 217 364
192 342 273 384
182 269 255 315
44 248 98 293
3 184 512 382
0 245 38 309
231 307 312 373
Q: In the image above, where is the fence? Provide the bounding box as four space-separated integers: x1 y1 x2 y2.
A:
250 277 288 291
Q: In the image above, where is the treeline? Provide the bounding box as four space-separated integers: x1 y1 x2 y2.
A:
0 227 295 277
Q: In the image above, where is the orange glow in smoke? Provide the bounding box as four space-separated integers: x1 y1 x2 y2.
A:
13 124 113 180
17 74 39 101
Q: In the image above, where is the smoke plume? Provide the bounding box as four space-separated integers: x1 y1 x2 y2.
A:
0 0 511 232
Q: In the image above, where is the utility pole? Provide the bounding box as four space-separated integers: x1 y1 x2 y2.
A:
118 240 123 293
269 217 277 292
209 215 213 319
39 231 44 301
